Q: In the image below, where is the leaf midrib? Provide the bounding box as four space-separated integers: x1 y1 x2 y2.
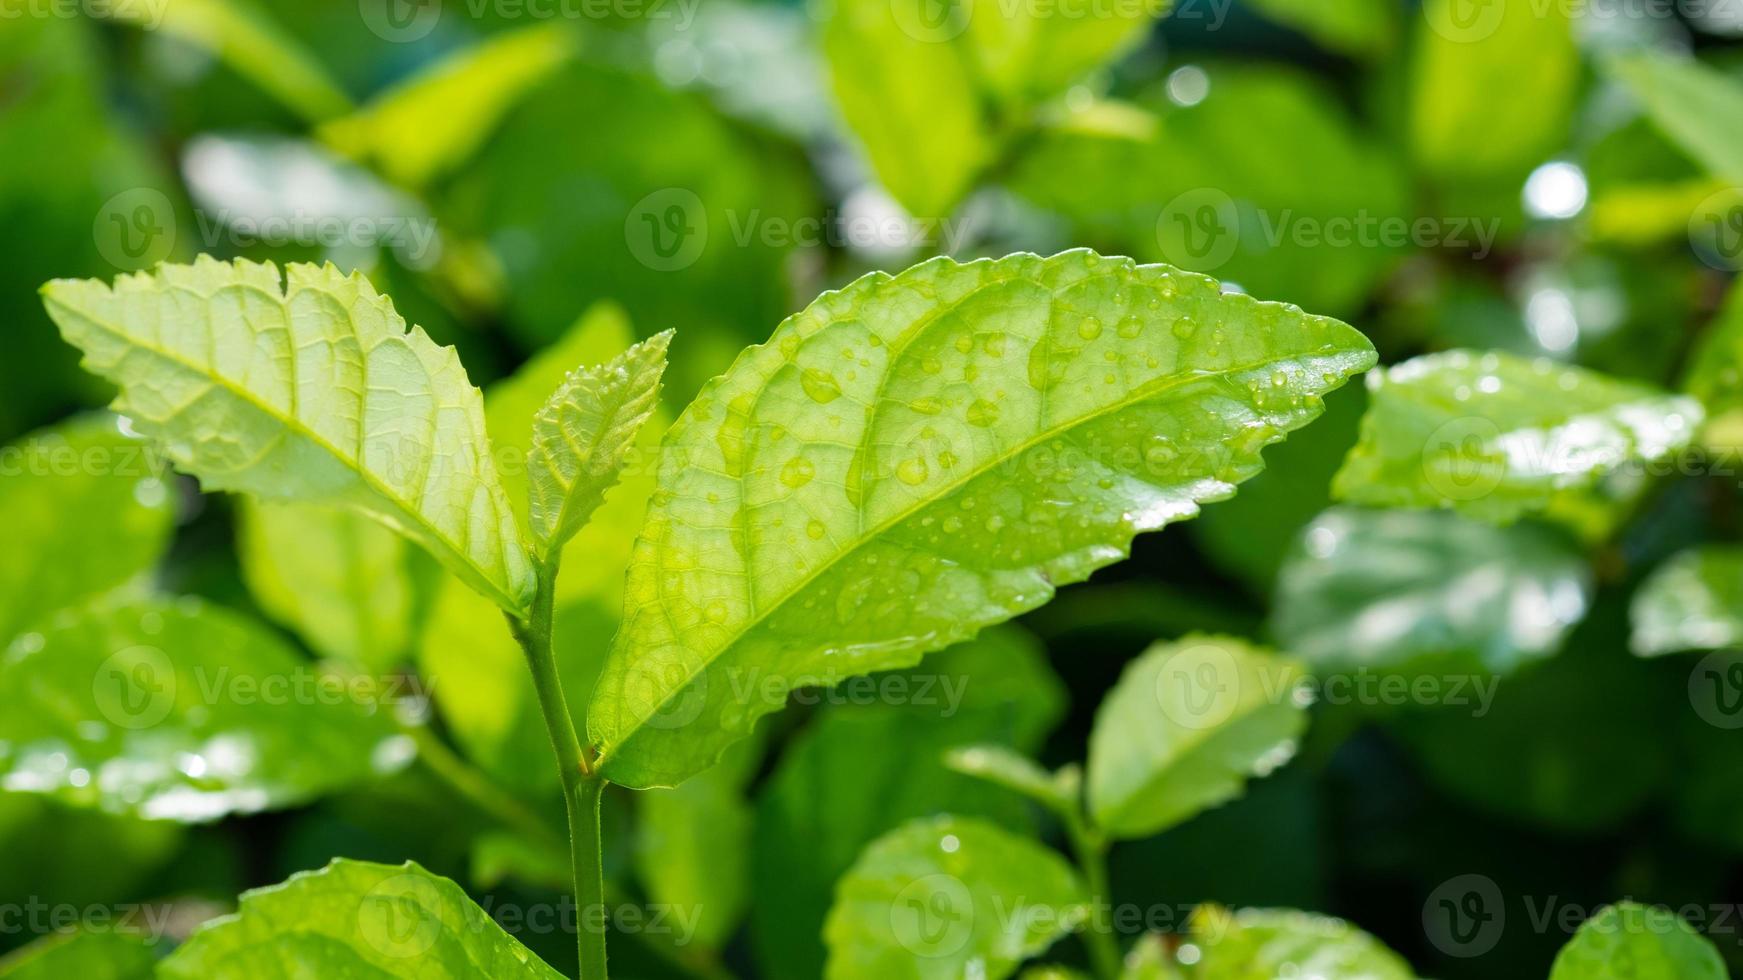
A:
599 340 1367 769
46 288 525 614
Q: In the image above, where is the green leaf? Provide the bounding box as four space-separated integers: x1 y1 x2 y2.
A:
158 859 565 979
1332 350 1703 523
634 731 763 949
40 257 536 615
1087 635 1308 839
0 930 157 980
0 414 175 644
1408 0 1576 183
1184 904 1416 979
1271 506 1591 675
319 24 576 188
1605 50 1743 183
819 0 994 217
752 627 1065 980
1121 934 1184 979
1241 0 1396 58
943 744 1078 817
1548 902 1726 980
589 249 1375 788
964 0 1171 109
824 815 1088 980
528 330 671 563
1682 278 1743 437
236 499 430 670
101 0 351 123
1631 546 1743 657
0 596 407 821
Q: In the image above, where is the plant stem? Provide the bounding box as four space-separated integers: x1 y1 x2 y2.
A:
1063 812 1122 980
510 557 611 979
405 722 564 852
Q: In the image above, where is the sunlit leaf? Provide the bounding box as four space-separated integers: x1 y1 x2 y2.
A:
944 744 1077 816
528 330 671 563
824 815 1088 980
158 859 564 979
1183 904 1415 979
1272 507 1591 675
964 0 1171 109
1631 546 1743 657
0 596 407 822
1332 350 1703 523
0 929 157 980
1087 635 1307 839
1605 49 1743 183
588 250 1374 788
319 23 576 188
0 414 175 644
41 257 536 615
1548 902 1726 980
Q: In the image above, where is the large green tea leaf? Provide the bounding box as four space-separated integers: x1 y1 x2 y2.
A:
527 330 670 563
0 930 157 980
0 414 175 644
41 257 535 614
158 859 565 979
1332 350 1702 523
1606 50 1743 183
1185 905 1416 979
236 499 429 670
824 815 1088 980
1631 546 1743 656
1271 506 1591 675
0 596 406 821
1548 903 1726 980
1087 635 1307 838
589 250 1375 787
752 628 1064 980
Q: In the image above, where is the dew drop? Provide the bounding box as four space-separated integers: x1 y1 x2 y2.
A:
806 519 827 540
704 601 730 624
896 456 929 486
800 368 842 403
1171 317 1197 339
911 396 943 415
779 456 815 489
1078 316 1103 340
966 399 1000 428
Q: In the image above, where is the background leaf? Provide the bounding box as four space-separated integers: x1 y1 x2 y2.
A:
1547 902 1727 980
1630 546 1743 656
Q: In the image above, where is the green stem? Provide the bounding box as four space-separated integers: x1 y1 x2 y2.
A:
1063 812 1122 980
510 557 610 980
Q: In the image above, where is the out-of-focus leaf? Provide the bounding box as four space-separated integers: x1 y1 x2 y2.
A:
1332 350 1703 523
319 24 576 189
0 415 175 644
1192 382 1364 593
102 0 351 123
752 628 1065 980
1087 635 1307 839
820 0 993 218
0 596 408 822
634 731 764 949
1120 934 1184 979
236 500 429 670
1683 278 1743 439
1183 904 1415 979
1630 546 1743 656
1242 0 1396 58
588 250 1375 789
158 859 564 979
1271 507 1591 675
0 794 183 912
1547 902 1726 980
41 258 536 614
943 745 1077 816
1605 50 1743 183
0 930 158 980
1009 68 1409 316
964 0 1171 110
1408 0 1576 183
527 331 670 563
823 815 1088 980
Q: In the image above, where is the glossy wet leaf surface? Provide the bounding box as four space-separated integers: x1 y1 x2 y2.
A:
1547 902 1726 980
1183 904 1416 979
824 815 1087 980
589 249 1375 787
40 258 535 614
1630 546 1743 657
1333 350 1702 523
1088 635 1308 839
